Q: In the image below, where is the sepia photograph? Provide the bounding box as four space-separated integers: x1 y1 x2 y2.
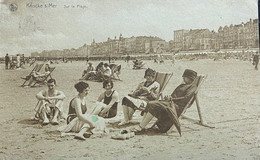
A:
0 0 259 159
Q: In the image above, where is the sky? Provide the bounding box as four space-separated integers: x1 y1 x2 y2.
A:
0 0 258 56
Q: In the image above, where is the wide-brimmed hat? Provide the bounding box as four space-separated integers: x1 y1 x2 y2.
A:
144 68 156 78
182 69 197 80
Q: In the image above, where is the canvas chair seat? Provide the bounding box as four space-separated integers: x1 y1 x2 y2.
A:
21 63 44 86
31 67 56 87
154 72 173 100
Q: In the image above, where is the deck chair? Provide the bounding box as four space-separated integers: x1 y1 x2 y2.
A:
180 75 214 128
31 67 56 87
140 72 173 116
109 64 122 80
133 61 145 70
21 63 44 86
154 72 173 100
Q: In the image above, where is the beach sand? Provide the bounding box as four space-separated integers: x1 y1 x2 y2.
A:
0 59 259 160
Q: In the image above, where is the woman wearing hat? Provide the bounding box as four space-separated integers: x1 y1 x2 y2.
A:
118 68 160 126
130 69 198 135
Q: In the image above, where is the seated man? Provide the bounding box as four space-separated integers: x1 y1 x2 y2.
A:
81 62 95 78
118 68 160 125
130 69 198 135
34 79 66 125
24 64 51 87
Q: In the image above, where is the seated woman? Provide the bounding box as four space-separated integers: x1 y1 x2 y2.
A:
62 81 107 140
81 62 105 81
130 69 198 135
118 68 160 125
97 79 119 118
81 62 95 78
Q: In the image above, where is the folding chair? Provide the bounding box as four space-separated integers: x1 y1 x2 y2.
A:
21 63 44 86
110 64 122 80
154 72 173 100
180 75 214 128
31 67 56 87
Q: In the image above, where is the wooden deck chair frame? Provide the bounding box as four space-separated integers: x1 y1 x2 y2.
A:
154 72 173 100
21 63 44 86
180 75 214 128
110 64 122 80
31 67 56 87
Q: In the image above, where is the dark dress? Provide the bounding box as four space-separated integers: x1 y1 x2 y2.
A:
67 98 87 124
103 90 118 118
146 81 197 134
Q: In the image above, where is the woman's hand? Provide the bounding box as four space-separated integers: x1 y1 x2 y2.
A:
164 95 172 101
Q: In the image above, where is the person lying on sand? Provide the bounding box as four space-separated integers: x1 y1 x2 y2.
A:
118 68 160 126
63 81 107 140
97 79 119 118
130 69 198 135
34 78 66 125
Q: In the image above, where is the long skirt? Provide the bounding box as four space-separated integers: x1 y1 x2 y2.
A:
122 95 147 111
146 100 181 134
62 114 107 134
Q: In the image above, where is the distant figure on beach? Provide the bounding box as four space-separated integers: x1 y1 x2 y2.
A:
171 54 175 66
129 69 198 135
5 53 10 69
16 54 21 68
118 68 160 126
34 79 66 125
97 79 119 118
253 52 259 70
63 81 107 140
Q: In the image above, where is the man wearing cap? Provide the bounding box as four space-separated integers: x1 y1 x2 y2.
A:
130 69 198 135
118 68 160 126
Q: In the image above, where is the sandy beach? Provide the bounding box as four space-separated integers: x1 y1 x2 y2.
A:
0 59 259 160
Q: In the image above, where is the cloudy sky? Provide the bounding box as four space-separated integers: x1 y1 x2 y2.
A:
0 0 258 56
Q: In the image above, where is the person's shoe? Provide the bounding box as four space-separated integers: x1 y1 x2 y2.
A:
42 119 50 125
51 118 59 125
130 125 146 135
74 134 86 140
118 120 130 126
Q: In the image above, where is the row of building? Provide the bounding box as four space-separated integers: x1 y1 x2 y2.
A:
31 18 259 58
172 18 259 51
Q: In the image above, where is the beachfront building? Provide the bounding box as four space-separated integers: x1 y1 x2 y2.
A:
182 29 216 51
217 18 259 49
173 29 189 51
172 18 259 51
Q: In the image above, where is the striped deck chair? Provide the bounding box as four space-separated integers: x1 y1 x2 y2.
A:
179 75 214 128
154 72 173 100
109 64 122 80
21 63 44 86
31 67 56 87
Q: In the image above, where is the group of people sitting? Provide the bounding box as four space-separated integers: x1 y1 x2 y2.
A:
80 62 121 81
33 68 198 140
